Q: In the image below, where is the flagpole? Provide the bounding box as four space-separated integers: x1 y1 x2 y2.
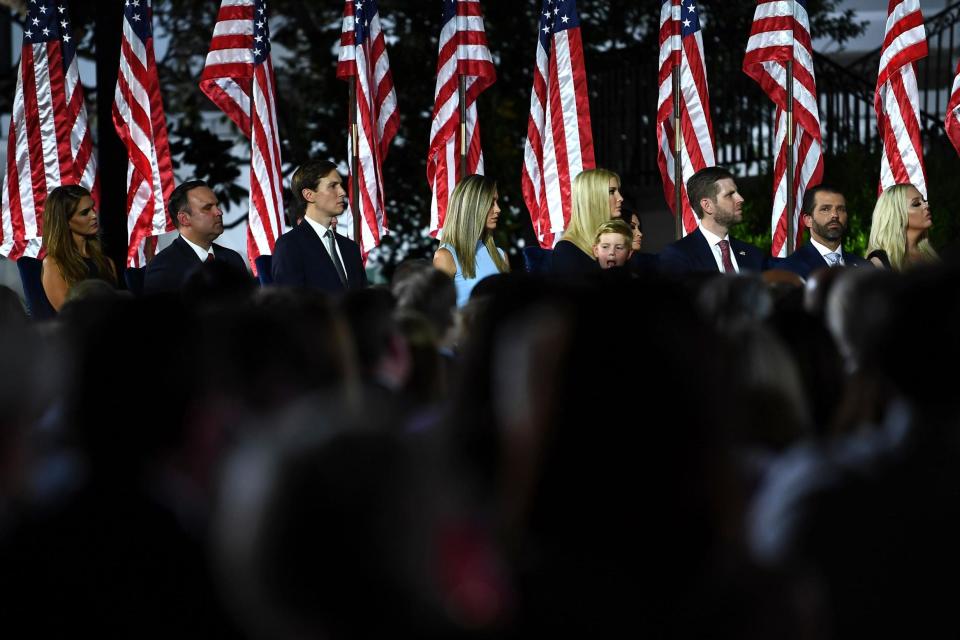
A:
672 62 683 240
785 1 796 255
458 75 467 180
786 61 795 255
349 76 361 243
672 65 683 240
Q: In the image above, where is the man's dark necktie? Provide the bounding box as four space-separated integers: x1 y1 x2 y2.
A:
327 230 348 285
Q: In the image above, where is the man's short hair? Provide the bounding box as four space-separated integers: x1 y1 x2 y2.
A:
168 179 210 228
801 184 844 217
291 160 340 209
593 219 633 246
686 166 734 219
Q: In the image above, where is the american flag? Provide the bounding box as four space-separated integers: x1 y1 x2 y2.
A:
200 0 286 269
876 0 928 197
521 0 594 248
337 0 400 256
113 0 175 268
744 0 824 258
1 0 98 261
947 58 960 156
426 0 496 237
656 0 715 236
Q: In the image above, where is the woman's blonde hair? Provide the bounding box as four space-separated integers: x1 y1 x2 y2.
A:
42 185 116 287
867 183 938 271
439 175 508 279
563 168 620 255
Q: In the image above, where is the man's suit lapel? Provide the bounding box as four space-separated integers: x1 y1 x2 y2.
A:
692 228 718 270
802 242 827 271
301 221 348 289
173 236 201 265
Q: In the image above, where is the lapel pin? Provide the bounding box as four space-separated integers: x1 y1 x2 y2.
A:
738 250 746 256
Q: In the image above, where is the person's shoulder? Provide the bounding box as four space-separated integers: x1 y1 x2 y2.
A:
664 229 702 253
552 239 580 256
146 241 177 270
212 242 247 266
731 236 762 254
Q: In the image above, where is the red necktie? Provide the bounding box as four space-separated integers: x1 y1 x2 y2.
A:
205 252 214 263
718 239 735 274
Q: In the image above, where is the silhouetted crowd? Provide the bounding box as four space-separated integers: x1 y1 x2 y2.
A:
3 250 960 639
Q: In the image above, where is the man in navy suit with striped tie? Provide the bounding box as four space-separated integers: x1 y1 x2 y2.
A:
271 160 368 293
779 184 869 279
659 167 765 275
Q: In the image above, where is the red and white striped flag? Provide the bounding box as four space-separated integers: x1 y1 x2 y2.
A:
944 59 960 156
521 0 595 248
426 0 496 237
744 0 824 258
876 0 928 197
113 0 175 268
657 0 716 236
200 0 286 269
1 0 98 261
337 0 400 256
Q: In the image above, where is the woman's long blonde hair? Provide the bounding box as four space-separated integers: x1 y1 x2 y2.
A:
867 183 938 271
563 168 620 255
42 185 116 287
439 175 508 279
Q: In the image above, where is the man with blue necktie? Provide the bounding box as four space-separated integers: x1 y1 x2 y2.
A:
780 184 869 280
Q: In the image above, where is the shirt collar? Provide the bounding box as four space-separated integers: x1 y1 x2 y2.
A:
180 234 213 261
303 215 334 239
810 237 841 258
699 224 728 247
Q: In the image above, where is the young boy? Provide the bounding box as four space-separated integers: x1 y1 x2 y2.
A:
592 219 634 269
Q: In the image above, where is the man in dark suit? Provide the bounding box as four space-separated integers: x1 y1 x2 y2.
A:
143 180 248 295
271 159 367 293
780 184 869 279
659 167 765 275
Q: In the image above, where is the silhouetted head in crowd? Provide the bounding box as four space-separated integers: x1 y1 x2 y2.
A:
802 265 846 320
825 267 901 374
391 259 457 343
394 309 444 407
0 323 56 507
181 257 256 309
215 400 451 638
0 285 26 328
202 287 358 417
697 273 773 331
59 296 196 478
340 287 410 392
446 272 726 634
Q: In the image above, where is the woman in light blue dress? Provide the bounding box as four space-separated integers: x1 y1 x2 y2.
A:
433 175 510 306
